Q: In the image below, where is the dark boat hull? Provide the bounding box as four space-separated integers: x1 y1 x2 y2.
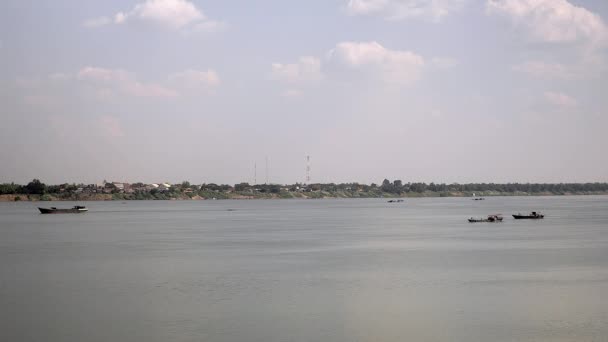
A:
38 207 88 214
469 216 502 223
512 214 544 219
469 218 490 223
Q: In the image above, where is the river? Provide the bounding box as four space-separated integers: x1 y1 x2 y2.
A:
1 196 607 341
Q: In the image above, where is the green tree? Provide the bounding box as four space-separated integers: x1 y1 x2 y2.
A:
381 179 395 193
234 183 251 192
0 183 21 194
25 179 46 195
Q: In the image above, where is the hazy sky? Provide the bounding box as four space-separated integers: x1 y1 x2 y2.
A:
1 0 607 185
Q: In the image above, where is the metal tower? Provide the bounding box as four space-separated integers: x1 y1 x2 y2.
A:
306 155 311 184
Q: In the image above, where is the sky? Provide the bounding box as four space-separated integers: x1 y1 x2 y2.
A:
1 0 607 185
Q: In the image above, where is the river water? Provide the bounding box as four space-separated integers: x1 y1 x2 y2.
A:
1 196 607 341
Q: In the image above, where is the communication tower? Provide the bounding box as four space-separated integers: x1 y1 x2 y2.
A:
306 155 311 184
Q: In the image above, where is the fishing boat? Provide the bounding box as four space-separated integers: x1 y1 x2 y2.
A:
468 214 503 223
38 206 88 214
512 211 544 219
472 193 485 200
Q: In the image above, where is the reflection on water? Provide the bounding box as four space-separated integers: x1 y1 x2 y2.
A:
1 196 608 341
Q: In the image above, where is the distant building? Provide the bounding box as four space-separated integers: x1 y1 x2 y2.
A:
123 183 134 194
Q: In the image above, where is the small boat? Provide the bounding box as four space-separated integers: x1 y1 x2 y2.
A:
490 214 503 222
387 199 404 203
472 193 485 200
513 211 544 219
469 214 503 223
38 206 88 214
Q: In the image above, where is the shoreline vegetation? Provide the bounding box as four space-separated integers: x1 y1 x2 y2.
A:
1 179 608 202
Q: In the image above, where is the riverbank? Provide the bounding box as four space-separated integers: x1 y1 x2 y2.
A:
2 191 608 202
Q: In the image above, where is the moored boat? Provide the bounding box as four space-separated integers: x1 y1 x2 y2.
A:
513 211 544 219
468 214 503 223
472 193 485 200
38 206 88 214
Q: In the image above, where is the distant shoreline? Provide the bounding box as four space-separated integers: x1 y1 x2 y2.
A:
2 192 608 202
4 179 608 202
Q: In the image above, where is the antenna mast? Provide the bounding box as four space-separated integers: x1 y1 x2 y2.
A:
306 155 311 184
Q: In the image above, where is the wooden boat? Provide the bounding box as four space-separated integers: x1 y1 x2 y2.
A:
512 212 544 219
469 214 503 223
38 206 88 214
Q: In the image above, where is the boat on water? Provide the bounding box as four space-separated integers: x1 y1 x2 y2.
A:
468 214 503 223
513 211 544 219
387 199 404 203
38 206 88 214
471 193 485 200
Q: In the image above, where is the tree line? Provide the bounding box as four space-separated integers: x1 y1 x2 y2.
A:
375 179 608 194
2 179 608 196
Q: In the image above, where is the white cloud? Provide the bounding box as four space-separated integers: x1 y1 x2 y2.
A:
487 0 608 45
86 0 224 33
490 1 608 79
544 91 577 107
512 60 576 79
271 56 323 83
168 69 220 88
326 41 426 84
120 0 203 29
114 12 127 24
271 41 454 88
18 67 219 103
346 0 468 22
347 0 389 15
83 16 111 28
77 66 178 98
77 67 130 83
